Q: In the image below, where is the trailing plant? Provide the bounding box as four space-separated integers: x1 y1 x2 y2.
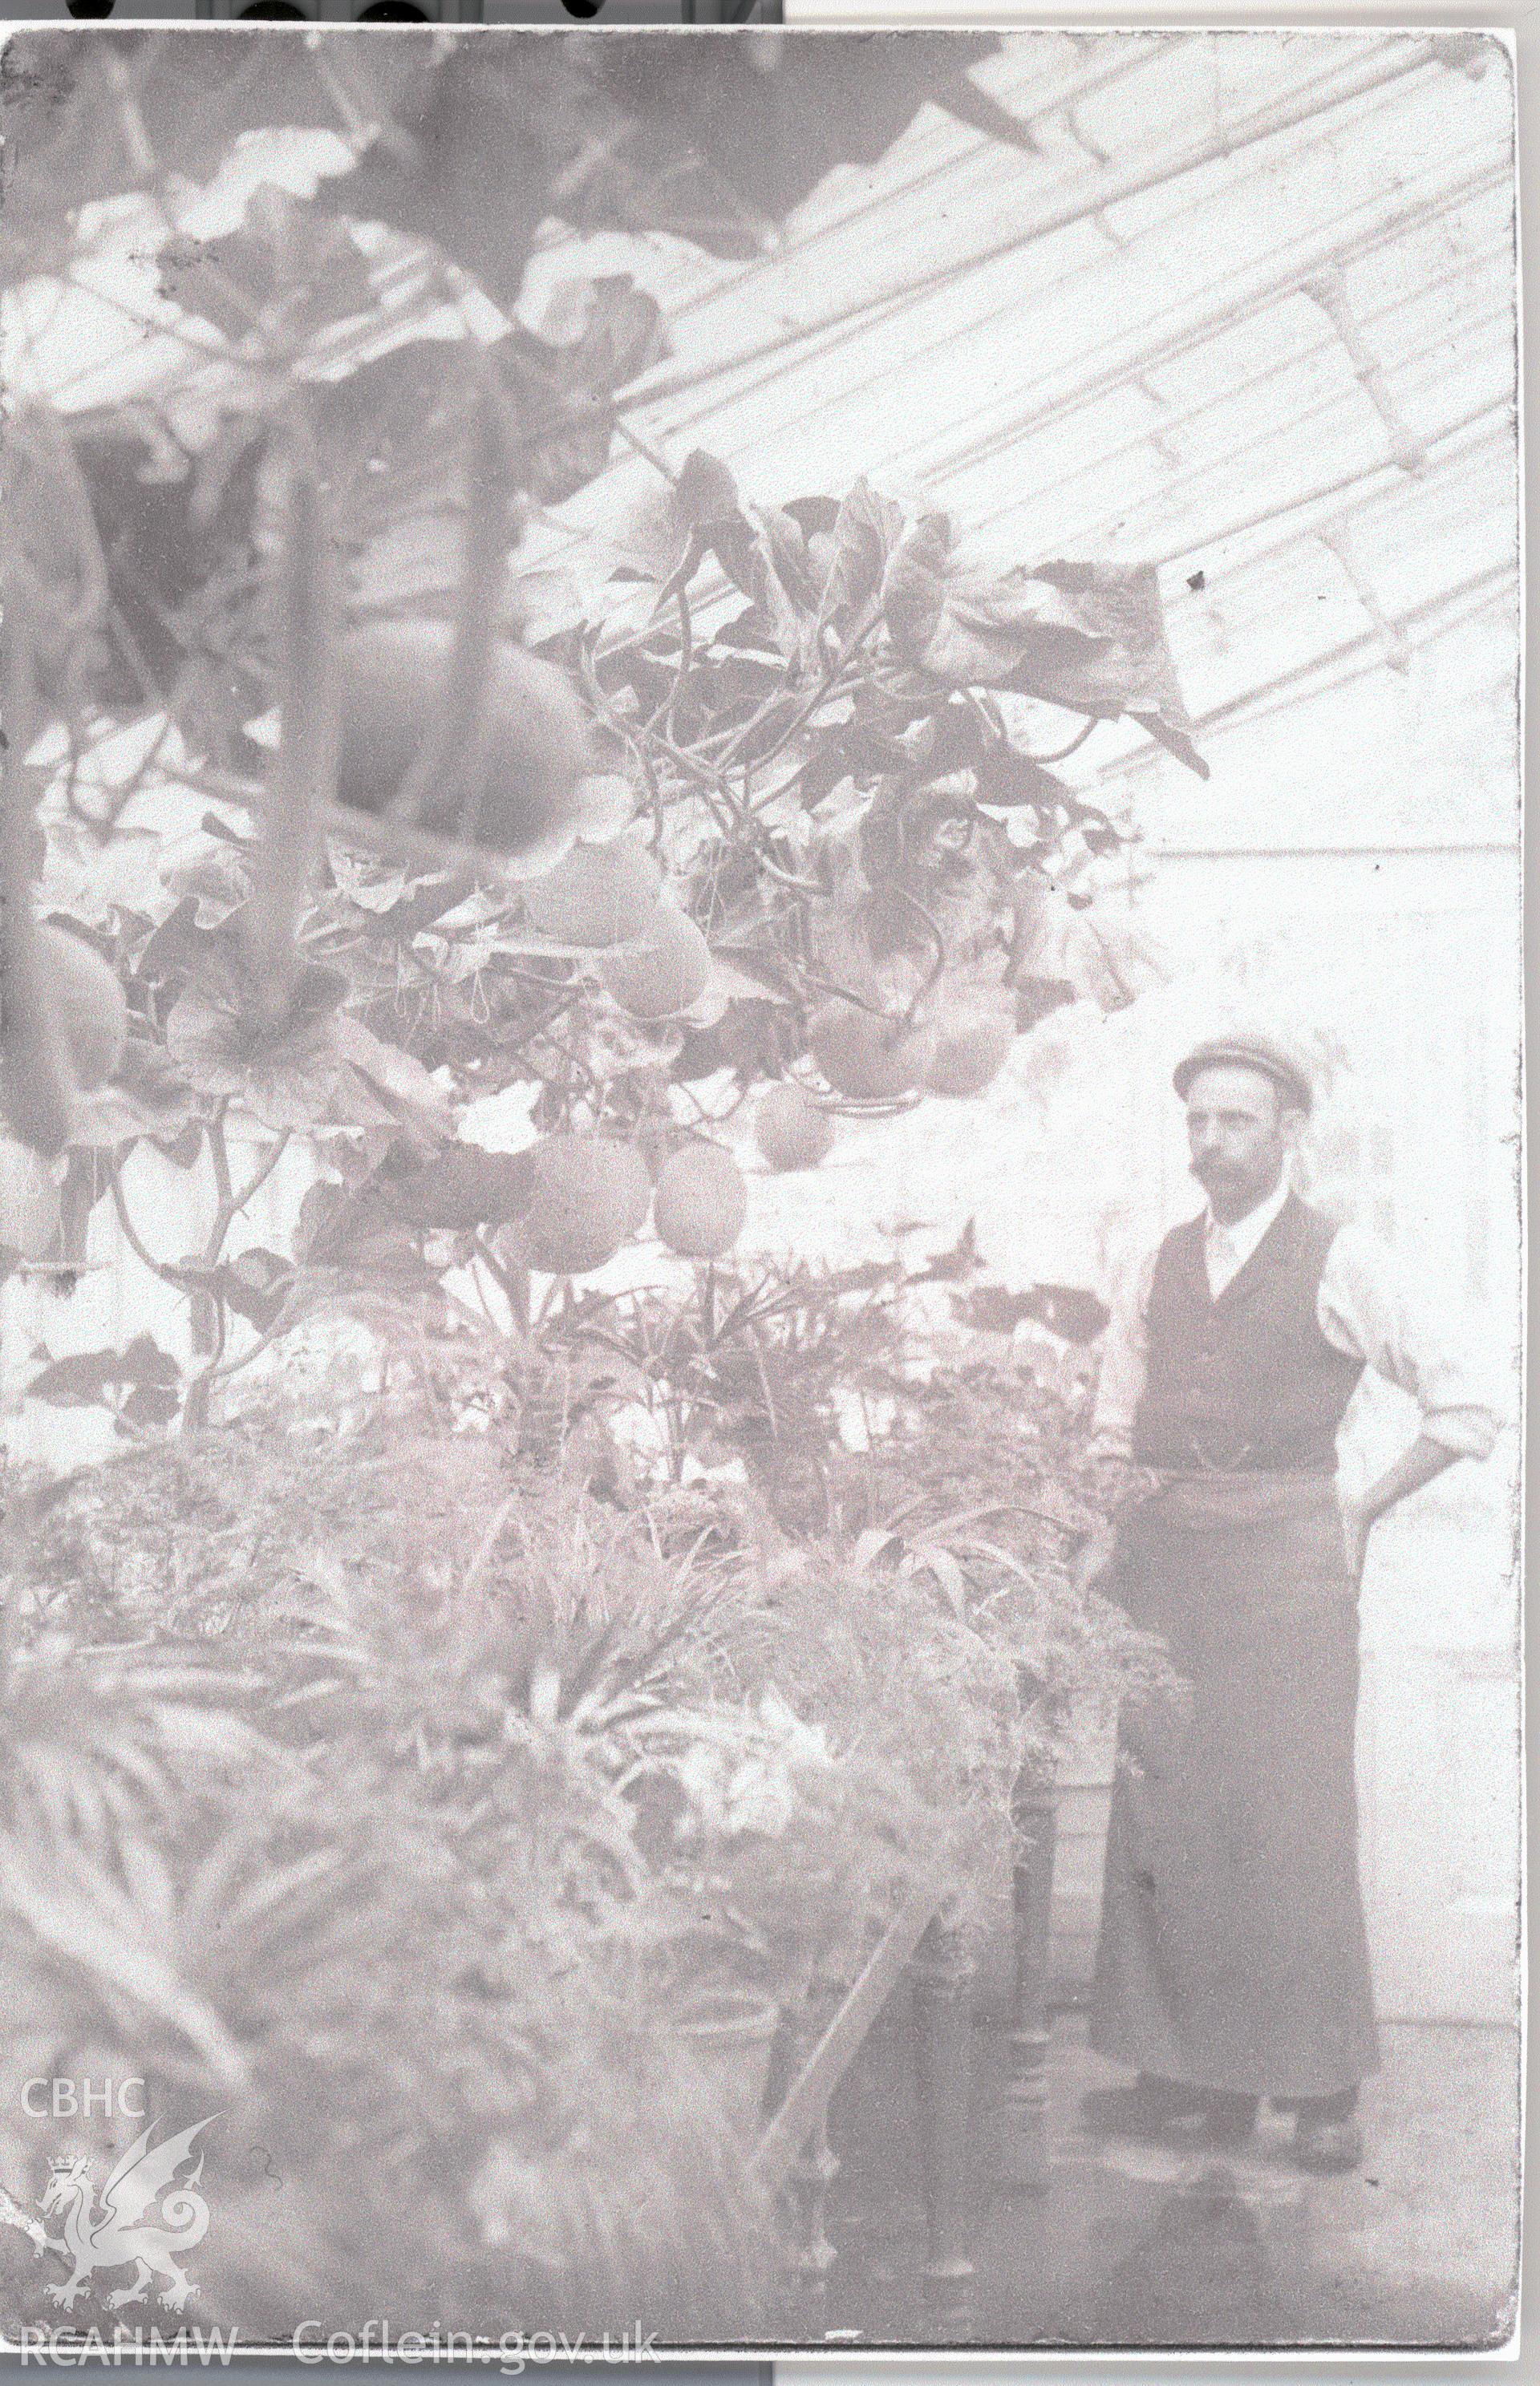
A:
2 36 1193 1444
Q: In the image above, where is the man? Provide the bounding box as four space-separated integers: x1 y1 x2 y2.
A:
1081 1031 1502 2173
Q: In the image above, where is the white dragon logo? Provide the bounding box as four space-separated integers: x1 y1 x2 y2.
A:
1 2117 216 2313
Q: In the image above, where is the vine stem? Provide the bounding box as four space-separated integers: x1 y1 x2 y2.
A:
0 612 78 1161
719 599 884 780
208 1289 321 1386
207 1104 233 1216
184 1116 293 1432
1024 718 1098 766
895 889 950 1022
245 430 338 1030
471 1230 531 1335
792 966 899 1023
109 1120 294 1430
656 585 695 746
107 1161 184 1286
180 1299 228 1436
205 1121 294 1261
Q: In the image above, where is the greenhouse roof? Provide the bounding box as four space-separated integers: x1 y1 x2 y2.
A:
2 28 1517 839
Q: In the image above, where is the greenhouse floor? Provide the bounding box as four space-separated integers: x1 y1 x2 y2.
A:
820 2003 1519 2351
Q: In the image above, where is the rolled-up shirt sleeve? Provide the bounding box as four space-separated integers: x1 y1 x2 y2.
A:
1316 1224 1506 1460
1088 1243 1157 1460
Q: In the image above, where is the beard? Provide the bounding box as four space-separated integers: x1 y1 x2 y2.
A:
1193 1157 1254 1201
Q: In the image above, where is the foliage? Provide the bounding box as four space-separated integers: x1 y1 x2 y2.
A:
0 37 1185 2338
1 28 1190 1446
0 1375 1161 2333
2 33 1006 299
2 1420 781 2333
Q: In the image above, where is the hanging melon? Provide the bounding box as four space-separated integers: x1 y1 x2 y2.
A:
922 1003 1015 1099
807 998 934 1101
754 1084 835 1171
598 899 711 1020
523 838 663 948
653 1144 748 1259
522 1134 652 1274
334 622 594 859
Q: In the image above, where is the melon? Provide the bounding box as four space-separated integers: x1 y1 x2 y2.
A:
652 1144 748 1260
523 1135 651 1275
0 1137 61 1262
807 999 935 1102
598 900 711 1021
334 622 594 858
523 838 663 948
923 1007 1015 1099
754 1084 835 1172
36 924 128 1092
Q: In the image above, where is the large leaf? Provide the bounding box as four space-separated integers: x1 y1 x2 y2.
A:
1026 561 1209 776
375 1143 534 1232
588 34 1003 251
307 341 482 618
495 282 667 506
318 36 1011 285
160 841 253 930
1011 877 1167 1013
332 1012 450 1131
315 40 583 310
0 31 355 285
217 1245 295 1331
974 739 1072 812
164 955 349 1132
157 190 375 352
660 449 754 587
61 413 270 727
817 478 906 632
956 1282 1110 1344
882 516 1115 687
69 1039 201 1151
5 31 1006 306
881 520 1207 776
26 1332 181 1426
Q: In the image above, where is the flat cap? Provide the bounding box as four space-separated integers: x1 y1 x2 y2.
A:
1173 1031 1314 1114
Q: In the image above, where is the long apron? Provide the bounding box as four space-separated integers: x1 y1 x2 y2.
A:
1088 1469 1380 2100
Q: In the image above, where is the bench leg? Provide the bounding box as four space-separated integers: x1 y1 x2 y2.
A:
787 2111 840 2338
909 1914 978 2339
996 1773 1056 2191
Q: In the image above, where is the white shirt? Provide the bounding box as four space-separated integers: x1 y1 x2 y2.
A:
1090 1181 1503 1465
1203 1173 1291 1299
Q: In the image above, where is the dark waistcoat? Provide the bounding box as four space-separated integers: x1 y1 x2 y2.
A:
1131 1191 1365 1472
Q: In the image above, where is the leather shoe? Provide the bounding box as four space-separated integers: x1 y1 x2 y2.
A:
1080 2077 1256 2149
1168 2092 1258 2149
1080 2077 1199 2142
1294 2114 1364 2173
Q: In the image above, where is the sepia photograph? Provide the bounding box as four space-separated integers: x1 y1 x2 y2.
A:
0 21 1522 2359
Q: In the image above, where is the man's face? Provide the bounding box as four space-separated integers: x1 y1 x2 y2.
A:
1183 1063 1295 1221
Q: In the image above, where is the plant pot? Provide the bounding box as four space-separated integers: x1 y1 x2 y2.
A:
678 1990 782 2138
